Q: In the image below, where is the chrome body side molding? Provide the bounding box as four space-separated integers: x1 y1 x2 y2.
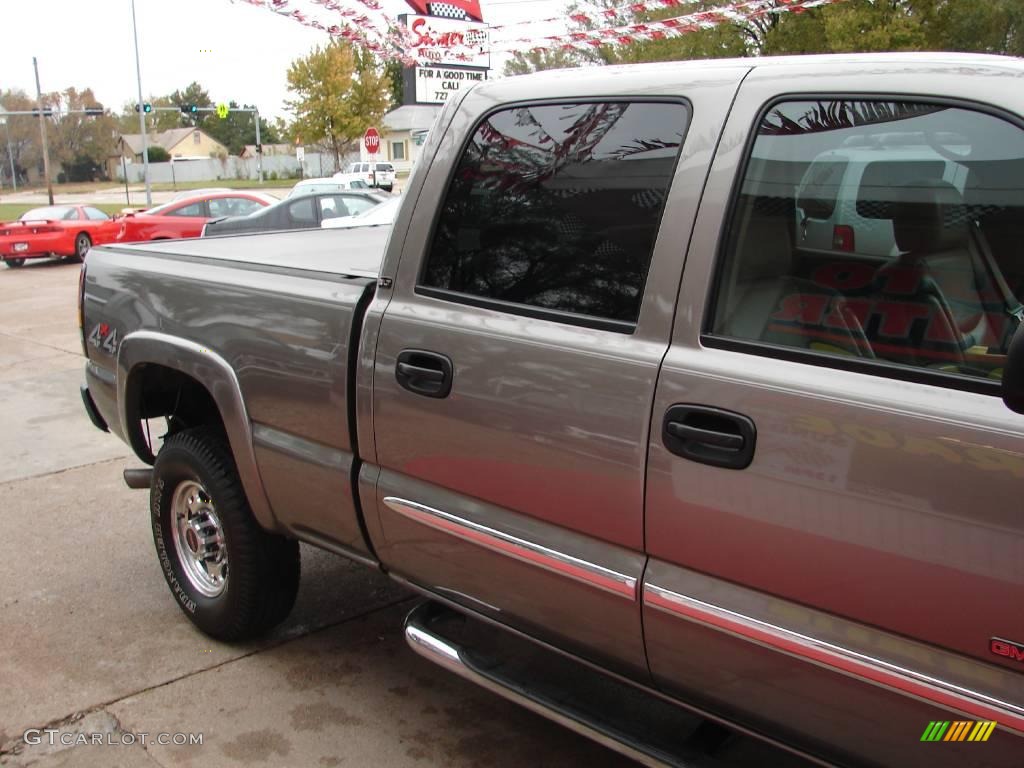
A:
643 583 1024 735
383 496 638 599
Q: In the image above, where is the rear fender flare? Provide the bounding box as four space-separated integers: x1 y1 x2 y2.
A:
117 330 279 532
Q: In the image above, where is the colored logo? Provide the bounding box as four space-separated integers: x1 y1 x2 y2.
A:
990 637 1024 663
920 721 996 742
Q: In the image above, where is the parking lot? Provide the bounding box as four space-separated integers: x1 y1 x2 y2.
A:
0 258 627 767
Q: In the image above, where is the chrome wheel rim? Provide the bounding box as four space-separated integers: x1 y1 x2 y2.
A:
76 235 89 257
171 480 228 597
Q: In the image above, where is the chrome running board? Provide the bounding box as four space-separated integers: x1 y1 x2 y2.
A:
403 601 821 768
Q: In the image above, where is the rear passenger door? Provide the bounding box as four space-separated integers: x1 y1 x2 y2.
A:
369 74 749 674
644 62 1024 765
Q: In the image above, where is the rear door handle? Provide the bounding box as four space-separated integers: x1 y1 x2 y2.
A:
396 349 453 398
662 405 756 470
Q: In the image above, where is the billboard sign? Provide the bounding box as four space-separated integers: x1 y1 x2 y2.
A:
414 66 487 105
404 15 489 68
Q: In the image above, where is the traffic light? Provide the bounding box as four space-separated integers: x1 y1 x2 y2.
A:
30 108 54 117
135 103 152 114
180 104 198 115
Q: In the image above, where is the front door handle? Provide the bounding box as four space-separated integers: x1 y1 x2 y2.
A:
396 349 453 398
662 404 756 470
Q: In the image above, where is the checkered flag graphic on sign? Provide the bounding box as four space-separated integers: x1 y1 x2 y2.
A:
427 2 469 19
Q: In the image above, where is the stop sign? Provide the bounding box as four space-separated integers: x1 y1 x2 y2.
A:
363 127 380 155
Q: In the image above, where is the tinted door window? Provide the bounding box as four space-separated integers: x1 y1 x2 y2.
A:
341 196 377 216
209 197 262 217
419 101 689 326
84 207 109 221
318 195 350 221
167 202 204 217
288 196 316 225
710 99 1024 384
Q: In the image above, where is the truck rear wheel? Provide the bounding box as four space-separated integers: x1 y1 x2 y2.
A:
150 427 300 640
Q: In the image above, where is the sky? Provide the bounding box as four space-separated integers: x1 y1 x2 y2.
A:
0 0 568 120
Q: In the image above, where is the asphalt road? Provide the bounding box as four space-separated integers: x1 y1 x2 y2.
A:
0 257 630 767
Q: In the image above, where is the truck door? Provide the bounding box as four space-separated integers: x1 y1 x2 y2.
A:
368 72 748 674
643 62 1024 765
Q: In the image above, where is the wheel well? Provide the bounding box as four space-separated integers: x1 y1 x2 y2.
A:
125 363 225 464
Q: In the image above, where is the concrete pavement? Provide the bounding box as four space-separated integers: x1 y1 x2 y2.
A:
0 258 627 767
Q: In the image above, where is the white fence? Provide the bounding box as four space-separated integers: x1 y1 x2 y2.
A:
116 152 351 184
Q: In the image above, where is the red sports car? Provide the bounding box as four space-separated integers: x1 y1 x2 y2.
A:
0 205 120 268
115 191 278 243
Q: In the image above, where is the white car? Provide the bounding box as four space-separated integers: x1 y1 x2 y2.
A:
343 162 396 192
286 177 371 198
321 197 400 230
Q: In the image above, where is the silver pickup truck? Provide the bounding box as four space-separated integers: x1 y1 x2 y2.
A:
79 53 1024 767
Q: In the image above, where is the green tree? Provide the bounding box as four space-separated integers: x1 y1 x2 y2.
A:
385 59 405 107
168 82 212 127
202 101 279 156
504 0 1024 74
286 41 390 164
145 145 170 163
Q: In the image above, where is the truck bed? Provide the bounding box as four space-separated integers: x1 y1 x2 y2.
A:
107 225 390 278
83 225 385 556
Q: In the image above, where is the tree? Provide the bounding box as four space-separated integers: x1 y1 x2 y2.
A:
146 145 170 162
503 0 1024 74
168 82 212 127
384 59 405 108
202 101 279 156
286 41 390 164
47 87 117 182
0 89 40 186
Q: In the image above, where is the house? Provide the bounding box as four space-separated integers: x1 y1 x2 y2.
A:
360 105 442 175
118 128 228 163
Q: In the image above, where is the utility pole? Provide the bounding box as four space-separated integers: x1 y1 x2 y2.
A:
32 57 54 205
130 0 151 207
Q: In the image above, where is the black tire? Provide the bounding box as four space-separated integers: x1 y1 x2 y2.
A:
150 427 300 640
74 232 91 262
5 258 25 269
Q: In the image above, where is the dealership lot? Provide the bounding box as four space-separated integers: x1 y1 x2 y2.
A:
0 259 627 767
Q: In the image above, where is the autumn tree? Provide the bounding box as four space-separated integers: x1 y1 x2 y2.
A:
0 89 40 186
286 41 391 164
47 87 117 181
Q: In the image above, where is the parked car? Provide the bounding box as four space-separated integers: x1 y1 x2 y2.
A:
320 196 400 230
286 177 371 197
202 190 386 236
115 191 277 243
343 161 395 191
1 205 119 267
80 54 1024 768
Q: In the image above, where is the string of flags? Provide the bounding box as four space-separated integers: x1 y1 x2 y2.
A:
234 0 849 65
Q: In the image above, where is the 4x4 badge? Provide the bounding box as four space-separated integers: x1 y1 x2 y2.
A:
990 637 1024 662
